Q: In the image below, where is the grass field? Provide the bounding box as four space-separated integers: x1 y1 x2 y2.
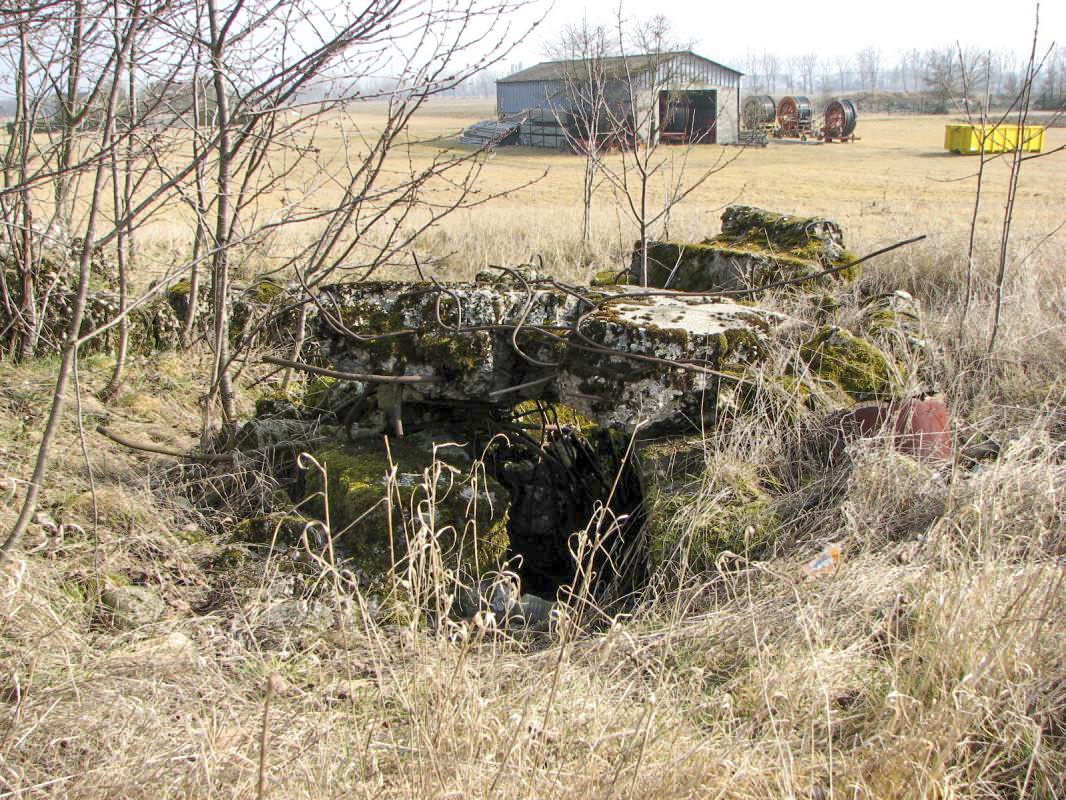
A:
128 100 1066 286
1 99 1064 798
337 102 1066 276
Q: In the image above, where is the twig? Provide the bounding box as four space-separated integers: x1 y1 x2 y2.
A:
261 355 443 384
257 673 279 800
487 375 554 399
97 425 234 463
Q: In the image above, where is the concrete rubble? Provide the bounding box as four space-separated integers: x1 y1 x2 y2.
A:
201 206 958 619
313 280 779 433
621 205 858 292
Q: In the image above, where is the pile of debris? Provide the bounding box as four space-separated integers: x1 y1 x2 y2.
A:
622 204 857 293
457 119 520 148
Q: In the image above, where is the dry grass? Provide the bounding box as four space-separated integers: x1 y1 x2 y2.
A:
1 101 1065 798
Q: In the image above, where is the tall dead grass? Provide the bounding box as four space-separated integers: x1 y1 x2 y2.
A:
2 148 1066 798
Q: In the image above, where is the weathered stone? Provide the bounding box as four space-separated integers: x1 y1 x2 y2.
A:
558 293 773 430
799 325 900 401
638 438 779 571
100 584 166 629
591 268 626 286
313 282 779 433
859 290 924 353
719 205 845 258
235 417 317 450
474 265 551 284
629 205 857 293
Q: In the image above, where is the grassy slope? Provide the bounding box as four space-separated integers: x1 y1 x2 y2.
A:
1 102 1064 798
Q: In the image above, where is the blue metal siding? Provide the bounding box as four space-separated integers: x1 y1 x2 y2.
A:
495 53 741 141
497 80 567 116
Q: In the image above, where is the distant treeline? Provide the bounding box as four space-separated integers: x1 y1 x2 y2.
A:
431 45 1066 112
734 46 1065 113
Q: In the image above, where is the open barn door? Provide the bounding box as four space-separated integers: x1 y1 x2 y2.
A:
657 89 717 144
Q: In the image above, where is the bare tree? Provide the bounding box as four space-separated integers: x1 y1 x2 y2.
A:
799 52 818 95
783 55 796 92
923 47 958 112
857 46 880 91
818 57 834 95
742 49 760 93
761 51 778 93
0 0 140 565
547 18 615 248
0 0 532 567
596 12 739 286
834 54 848 92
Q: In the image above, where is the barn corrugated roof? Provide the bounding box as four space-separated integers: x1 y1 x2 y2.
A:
498 51 743 84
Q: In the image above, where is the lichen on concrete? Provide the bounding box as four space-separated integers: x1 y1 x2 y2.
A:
631 205 859 293
560 292 777 431
859 290 925 354
313 282 780 433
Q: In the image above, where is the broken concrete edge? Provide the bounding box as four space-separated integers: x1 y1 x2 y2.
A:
618 205 858 293
307 281 782 434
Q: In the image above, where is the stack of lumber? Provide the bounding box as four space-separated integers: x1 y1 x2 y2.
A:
458 120 520 148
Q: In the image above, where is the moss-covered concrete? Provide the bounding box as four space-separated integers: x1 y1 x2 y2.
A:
591 269 627 287
638 438 780 573
859 290 924 355
631 205 858 293
799 325 901 401
304 433 509 580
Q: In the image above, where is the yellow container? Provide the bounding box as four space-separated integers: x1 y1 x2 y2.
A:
944 123 1044 154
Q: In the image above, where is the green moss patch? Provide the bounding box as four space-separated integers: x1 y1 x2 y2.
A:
638 438 780 573
633 205 858 293
305 434 509 580
799 325 901 401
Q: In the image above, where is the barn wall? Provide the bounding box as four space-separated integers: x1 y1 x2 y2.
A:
716 86 739 144
496 54 741 144
496 80 567 117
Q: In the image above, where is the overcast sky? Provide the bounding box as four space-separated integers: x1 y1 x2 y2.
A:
502 0 1063 70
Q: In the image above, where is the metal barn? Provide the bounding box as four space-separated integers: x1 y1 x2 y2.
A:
496 51 742 146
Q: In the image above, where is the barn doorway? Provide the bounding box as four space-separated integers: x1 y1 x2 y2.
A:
658 89 717 144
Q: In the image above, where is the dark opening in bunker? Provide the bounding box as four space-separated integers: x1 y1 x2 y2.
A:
484 423 648 603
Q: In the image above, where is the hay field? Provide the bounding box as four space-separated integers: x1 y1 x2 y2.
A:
1 98 1065 799
132 99 1066 286
330 100 1066 278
